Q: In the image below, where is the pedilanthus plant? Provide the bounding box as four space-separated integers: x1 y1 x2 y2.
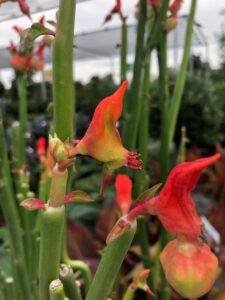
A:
0 2 220 300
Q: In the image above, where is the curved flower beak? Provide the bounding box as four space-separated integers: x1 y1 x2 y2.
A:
147 153 221 239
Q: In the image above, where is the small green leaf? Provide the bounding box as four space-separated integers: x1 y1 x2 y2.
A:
19 23 55 55
135 183 162 203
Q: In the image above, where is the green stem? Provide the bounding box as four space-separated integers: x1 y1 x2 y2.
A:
0 116 32 300
49 279 65 300
123 0 147 149
39 206 65 300
157 31 170 300
133 13 154 298
11 122 23 173
144 1 169 55
120 20 127 83
53 0 76 142
59 264 82 300
160 229 170 300
5 277 16 300
48 166 68 207
168 0 197 146
17 74 27 165
158 33 170 182
85 221 137 300
122 285 135 300
62 239 92 295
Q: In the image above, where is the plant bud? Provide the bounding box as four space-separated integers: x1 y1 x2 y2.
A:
49 134 69 163
160 238 218 299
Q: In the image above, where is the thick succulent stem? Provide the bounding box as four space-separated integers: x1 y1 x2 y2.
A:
0 115 32 300
39 206 65 300
85 221 137 300
49 279 65 300
53 0 76 142
59 264 82 300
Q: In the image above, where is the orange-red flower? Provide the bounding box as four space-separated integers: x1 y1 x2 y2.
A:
127 154 220 239
69 81 142 197
70 81 142 172
147 154 220 239
115 174 132 215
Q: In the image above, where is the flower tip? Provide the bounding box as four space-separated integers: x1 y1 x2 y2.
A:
117 80 128 96
214 152 221 160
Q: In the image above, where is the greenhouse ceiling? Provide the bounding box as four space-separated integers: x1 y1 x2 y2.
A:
0 16 206 69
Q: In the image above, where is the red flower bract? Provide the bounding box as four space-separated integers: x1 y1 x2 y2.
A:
115 174 132 215
147 154 221 239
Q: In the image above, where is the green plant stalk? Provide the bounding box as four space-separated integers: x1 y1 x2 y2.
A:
168 0 197 146
39 206 65 300
59 264 82 300
157 32 170 300
5 278 16 300
160 231 170 300
52 0 76 271
0 117 32 300
39 164 68 300
62 239 92 295
49 279 65 300
39 175 52 203
144 1 169 56
121 20 127 83
19 173 35 277
17 74 27 165
123 0 146 149
177 126 188 164
85 221 137 300
158 33 170 182
11 128 32 265
53 0 76 142
133 15 156 298
11 123 23 174
122 285 135 300
0 273 8 300
120 19 128 138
